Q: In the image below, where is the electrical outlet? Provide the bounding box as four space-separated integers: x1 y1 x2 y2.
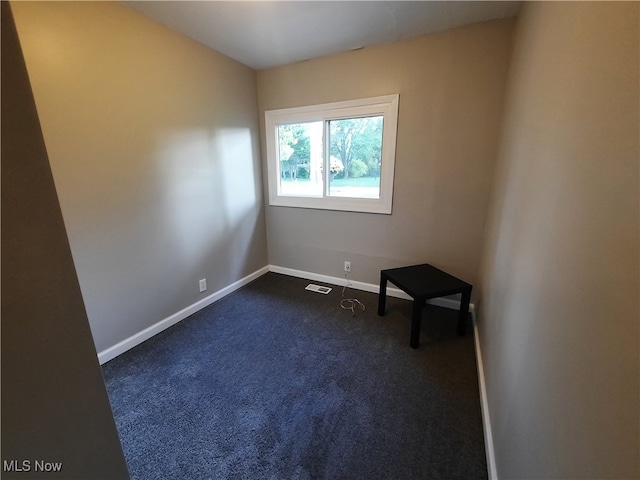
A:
344 261 351 273
199 278 207 293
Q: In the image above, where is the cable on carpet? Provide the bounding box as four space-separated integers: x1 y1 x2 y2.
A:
340 274 365 316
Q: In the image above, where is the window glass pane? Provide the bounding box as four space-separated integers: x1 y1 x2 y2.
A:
265 94 398 213
328 116 383 199
277 121 323 197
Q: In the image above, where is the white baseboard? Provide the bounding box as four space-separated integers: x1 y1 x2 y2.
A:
270 264 491 472
268 265 474 313
472 310 498 480
99 263 476 362
97 266 270 364
99 262 492 473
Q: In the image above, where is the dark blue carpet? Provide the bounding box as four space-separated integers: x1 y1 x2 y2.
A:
102 272 487 479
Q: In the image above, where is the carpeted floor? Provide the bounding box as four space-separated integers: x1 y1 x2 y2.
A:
102 272 487 479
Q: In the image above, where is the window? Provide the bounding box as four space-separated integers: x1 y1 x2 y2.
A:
265 95 399 214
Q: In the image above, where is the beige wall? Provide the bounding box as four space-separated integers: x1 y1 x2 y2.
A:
257 19 515 288
2 2 128 476
12 1 268 353
479 2 639 478
10 2 638 476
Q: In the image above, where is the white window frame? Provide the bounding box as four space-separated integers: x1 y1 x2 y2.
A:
265 94 399 214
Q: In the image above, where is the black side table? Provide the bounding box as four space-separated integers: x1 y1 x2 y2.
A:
377 263 472 349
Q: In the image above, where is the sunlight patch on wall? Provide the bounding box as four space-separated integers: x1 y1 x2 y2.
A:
156 128 258 275
214 127 260 279
157 130 226 267
214 128 257 219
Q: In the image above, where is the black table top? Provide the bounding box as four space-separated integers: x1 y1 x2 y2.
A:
381 263 471 299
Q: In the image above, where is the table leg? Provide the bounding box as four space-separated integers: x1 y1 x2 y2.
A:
410 297 423 349
457 287 472 336
377 273 388 316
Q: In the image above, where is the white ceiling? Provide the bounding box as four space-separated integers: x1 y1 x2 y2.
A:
124 1 521 70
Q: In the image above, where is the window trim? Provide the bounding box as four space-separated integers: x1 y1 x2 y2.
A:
265 94 399 214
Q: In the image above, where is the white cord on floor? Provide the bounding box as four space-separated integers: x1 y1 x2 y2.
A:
340 274 365 316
